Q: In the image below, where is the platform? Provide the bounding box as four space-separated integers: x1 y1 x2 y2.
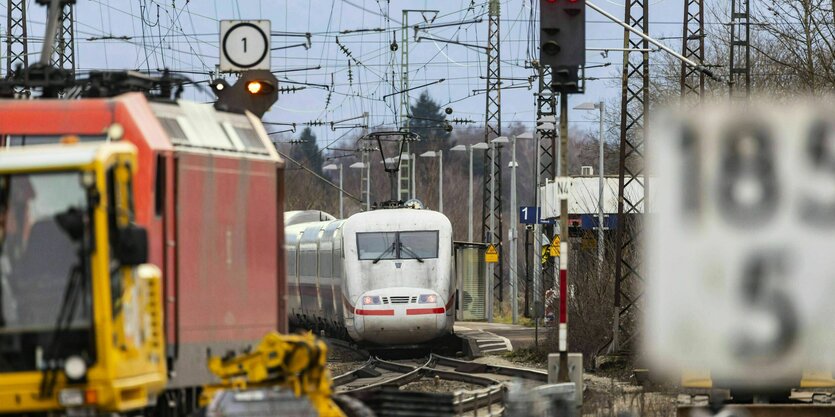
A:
455 321 542 354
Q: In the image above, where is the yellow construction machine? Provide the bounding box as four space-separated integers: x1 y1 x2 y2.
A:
199 332 350 417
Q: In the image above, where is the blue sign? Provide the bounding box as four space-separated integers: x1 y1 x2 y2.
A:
519 206 556 225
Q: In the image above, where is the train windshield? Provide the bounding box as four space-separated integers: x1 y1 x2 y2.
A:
357 232 398 260
398 231 438 259
0 172 94 372
356 231 439 260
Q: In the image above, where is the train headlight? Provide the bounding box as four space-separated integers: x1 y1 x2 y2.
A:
363 296 381 305
64 355 87 381
419 294 437 304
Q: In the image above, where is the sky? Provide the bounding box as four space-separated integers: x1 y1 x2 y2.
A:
0 0 728 153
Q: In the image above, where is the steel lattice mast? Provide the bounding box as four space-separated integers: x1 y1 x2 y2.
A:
680 0 704 101
50 2 75 77
6 0 29 85
534 65 557 312
398 11 412 201
611 0 649 353
729 0 750 99
482 0 503 305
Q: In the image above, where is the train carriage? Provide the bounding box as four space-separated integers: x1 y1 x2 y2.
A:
286 207 455 345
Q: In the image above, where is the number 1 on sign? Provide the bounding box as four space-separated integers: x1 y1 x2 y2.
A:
242 37 247 53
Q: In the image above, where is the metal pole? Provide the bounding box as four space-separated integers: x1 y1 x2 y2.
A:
557 92 569 383
468 147 474 242
510 136 518 324
411 153 416 200
532 131 542 317
366 160 371 211
40 0 62 66
597 102 605 296
524 227 531 317
339 164 344 218
439 150 444 213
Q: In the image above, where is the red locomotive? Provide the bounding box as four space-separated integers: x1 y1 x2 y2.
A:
0 91 286 414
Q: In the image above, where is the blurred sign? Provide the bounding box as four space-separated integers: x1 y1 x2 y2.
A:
540 178 573 219
485 244 499 263
555 177 572 199
549 235 561 257
646 100 835 388
520 206 556 224
220 20 271 72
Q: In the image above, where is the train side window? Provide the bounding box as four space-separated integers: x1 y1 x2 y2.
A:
159 117 188 145
233 127 267 152
154 155 165 217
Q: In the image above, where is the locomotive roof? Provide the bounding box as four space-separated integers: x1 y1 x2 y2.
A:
0 93 281 162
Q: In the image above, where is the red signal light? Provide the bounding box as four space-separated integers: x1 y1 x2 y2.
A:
547 0 557 2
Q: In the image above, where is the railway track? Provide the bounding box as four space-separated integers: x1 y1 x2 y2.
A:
331 354 547 416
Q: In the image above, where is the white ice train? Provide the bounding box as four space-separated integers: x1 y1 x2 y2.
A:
284 207 455 345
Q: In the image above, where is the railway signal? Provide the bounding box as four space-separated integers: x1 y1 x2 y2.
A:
540 0 586 92
212 70 278 118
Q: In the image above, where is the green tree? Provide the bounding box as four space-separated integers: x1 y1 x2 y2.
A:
409 90 450 151
290 127 324 176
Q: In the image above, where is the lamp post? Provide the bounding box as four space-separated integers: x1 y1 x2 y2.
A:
511 132 535 324
490 136 509 324
323 163 343 218
451 142 489 242
349 161 369 210
574 101 606 290
419 150 444 213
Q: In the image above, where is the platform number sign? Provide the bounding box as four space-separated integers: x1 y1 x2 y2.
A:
220 20 271 72
646 101 835 388
519 206 556 224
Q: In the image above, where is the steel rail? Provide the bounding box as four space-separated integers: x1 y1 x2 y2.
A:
431 354 548 382
339 357 432 393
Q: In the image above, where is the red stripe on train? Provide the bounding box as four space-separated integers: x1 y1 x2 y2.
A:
355 309 395 316
406 308 446 315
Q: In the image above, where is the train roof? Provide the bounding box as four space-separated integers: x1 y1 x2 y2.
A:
342 208 451 233
284 210 337 227
0 93 281 162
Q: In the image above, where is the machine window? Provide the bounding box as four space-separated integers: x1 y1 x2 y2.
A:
398 231 439 259
4 135 105 146
0 172 94 372
356 232 397 261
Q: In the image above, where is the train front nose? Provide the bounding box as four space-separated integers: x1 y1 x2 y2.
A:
353 289 450 344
